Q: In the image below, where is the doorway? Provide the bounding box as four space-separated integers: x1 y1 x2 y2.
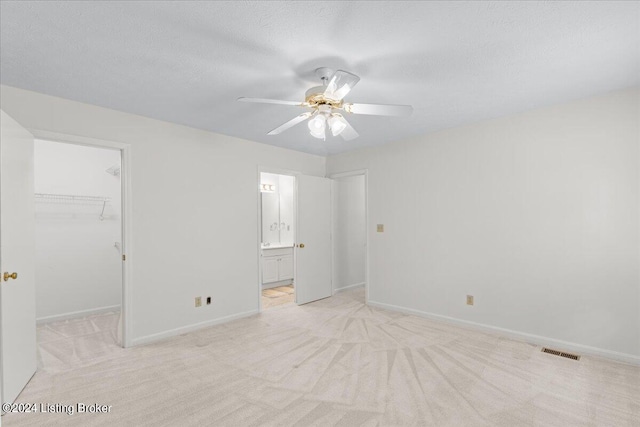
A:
0 115 132 406
33 138 126 372
330 171 368 302
257 169 333 311
259 172 296 309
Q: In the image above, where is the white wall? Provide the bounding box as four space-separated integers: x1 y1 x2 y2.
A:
4 84 638 361
332 175 366 291
327 88 640 361
34 140 121 320
1 85 325 345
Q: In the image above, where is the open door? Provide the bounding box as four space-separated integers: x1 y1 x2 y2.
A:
295 174 332 305
0 110 36 406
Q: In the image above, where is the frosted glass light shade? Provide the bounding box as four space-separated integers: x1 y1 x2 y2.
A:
328 115 347 136
308 114 327 140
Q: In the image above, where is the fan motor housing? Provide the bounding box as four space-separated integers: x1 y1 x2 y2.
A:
305 86 342 108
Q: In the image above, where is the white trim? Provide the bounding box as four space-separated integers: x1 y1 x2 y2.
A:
333 282 365 295
367 300 640 366
30 130 130 151
36 305 120 324
256 168 263 313
329 169 369 179
257 166 302 178
28 129 133 348
120 141 133 348
131 309 259 347
328 169 369 305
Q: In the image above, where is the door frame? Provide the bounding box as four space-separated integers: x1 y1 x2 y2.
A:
29 129 133 348
256 166 300 313
328 169 370 304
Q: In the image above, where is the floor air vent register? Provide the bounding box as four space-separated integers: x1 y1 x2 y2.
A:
541 347 580 361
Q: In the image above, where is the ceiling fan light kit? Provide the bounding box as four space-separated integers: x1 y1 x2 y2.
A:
238 67 413 142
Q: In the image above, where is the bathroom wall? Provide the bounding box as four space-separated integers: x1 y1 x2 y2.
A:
34 139 122 321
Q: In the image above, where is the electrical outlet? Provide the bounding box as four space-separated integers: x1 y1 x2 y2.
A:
466 295 474 306
377 224 384 232
195 297 202 307
206 297 211 305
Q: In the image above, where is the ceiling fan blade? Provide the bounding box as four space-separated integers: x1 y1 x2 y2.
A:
267 112 313 135
323 70 360 101
339 117 359 141
344 102 413 117
238 97 305 107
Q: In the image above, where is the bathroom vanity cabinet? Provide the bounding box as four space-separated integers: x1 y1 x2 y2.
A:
262 247 294 285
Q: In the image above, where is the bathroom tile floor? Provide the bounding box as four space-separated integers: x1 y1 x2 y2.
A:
262 284 295 309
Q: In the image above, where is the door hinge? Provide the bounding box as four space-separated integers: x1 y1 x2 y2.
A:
122 254 126 261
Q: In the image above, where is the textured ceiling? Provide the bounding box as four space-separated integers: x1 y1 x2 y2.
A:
1 1 638 156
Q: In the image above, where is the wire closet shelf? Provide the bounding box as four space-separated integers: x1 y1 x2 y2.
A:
34 193 112 220
34 193 111 204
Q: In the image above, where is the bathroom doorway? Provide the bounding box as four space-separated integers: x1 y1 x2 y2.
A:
259 172 296 309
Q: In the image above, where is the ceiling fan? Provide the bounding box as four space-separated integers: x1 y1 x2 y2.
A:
238 68 413 141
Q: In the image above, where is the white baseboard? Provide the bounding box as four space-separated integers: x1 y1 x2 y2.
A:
367 300 640 366
37 304 121 324
131 309 259 347
333 282 365 295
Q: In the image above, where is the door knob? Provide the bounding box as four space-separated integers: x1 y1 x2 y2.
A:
3 272 17 281
299 243 305 248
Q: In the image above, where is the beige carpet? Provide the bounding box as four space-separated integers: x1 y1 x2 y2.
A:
262 284 295 309
36 311 121 375
5 288 639 426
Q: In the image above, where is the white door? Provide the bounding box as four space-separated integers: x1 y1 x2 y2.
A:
295 175 332 305
0 110 36 406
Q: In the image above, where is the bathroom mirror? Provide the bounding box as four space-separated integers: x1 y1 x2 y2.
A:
260 173 294 248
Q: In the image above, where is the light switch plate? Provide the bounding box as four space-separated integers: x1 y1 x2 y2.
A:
195 297 202 307
466 295 474 306
377 224 384 232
